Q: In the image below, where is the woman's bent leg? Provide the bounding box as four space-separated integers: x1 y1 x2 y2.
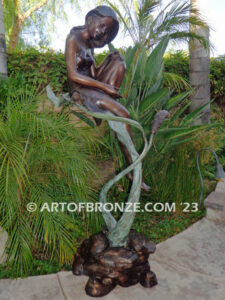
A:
96 52 126 89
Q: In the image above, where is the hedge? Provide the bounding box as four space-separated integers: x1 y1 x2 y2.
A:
6 49 225 102
164 51 225 103
7 49 68 93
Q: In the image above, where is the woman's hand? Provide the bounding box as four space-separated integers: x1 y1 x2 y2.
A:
103 84 121 98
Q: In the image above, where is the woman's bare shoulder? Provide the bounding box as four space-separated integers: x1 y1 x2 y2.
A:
66 26 84 52
66 26 84 41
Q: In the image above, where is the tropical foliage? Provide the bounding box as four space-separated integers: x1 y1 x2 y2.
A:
106 36 218 204
0 77 102 275
164 51 225 104
104 0 208 48
164 50 189 81
117 37 215 142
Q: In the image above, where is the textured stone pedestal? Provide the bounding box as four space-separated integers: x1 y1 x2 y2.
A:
72 229 157 297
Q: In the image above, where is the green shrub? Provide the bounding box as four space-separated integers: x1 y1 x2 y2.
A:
164 50 189 80
164 51 225 104
7 48 225 104
7 49 68 93
0 78 103 276
144 131 219 208
210 56 225 103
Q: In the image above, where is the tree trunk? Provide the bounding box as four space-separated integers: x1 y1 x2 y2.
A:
8 0 21 52
8 16 22 52
0 0 7 78
189 0 210 124
8 0 49 52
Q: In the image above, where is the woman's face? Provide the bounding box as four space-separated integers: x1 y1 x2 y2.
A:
88 16 114 48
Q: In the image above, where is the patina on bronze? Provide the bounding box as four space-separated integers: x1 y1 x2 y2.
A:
64 5 161 297
65 5 149 192
72 229 157 297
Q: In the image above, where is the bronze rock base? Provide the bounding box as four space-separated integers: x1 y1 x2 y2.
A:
72 229 158 297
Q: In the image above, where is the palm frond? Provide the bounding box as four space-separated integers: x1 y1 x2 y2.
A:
0 81 104 274
163 72 191 91
105 0 210 49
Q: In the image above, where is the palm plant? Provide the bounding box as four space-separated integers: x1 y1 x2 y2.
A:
107 36 217 200
102 0 213 165
117 37 215 142
102 0 207 96
104 0 208 49
0 79 103 275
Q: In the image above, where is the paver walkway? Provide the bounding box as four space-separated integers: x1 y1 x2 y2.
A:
0 182 225 300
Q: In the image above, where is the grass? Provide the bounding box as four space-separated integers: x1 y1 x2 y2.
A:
133 207 206 244
109 186 206 244
0 260 71 279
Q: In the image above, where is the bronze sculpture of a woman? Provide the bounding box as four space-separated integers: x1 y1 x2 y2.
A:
45 5 170 297
46 5 173 296
65 5 150 191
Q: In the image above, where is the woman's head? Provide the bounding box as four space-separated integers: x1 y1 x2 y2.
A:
85 6 119 48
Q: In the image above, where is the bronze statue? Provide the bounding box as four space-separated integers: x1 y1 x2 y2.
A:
46 6 172 297
47 6 174 296
45 5 171 296
65 5 150 191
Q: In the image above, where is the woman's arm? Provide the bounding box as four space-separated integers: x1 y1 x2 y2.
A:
65 35 120 98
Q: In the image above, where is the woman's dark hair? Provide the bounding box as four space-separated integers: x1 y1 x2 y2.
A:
85 5 119 43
